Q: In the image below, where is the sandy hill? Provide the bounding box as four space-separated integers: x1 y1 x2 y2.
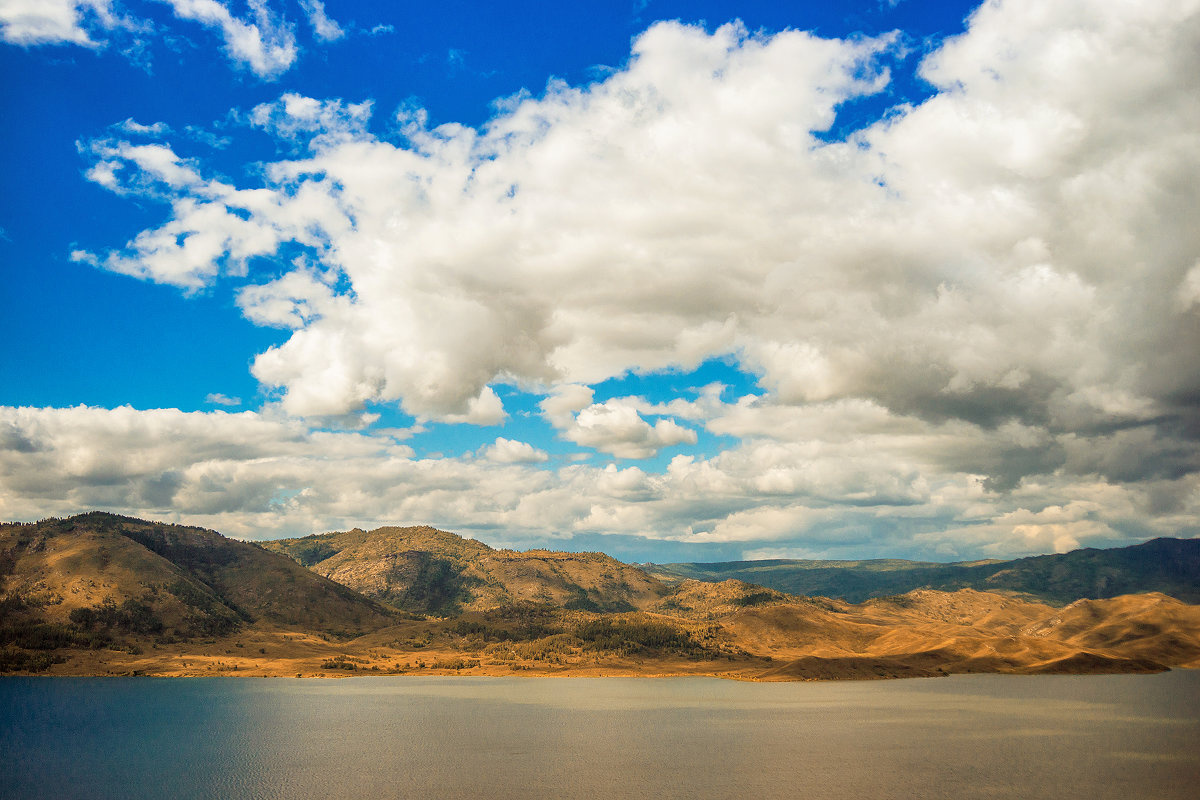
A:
263 525 667 615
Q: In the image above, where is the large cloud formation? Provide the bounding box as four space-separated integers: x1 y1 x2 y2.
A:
5 0 1199 558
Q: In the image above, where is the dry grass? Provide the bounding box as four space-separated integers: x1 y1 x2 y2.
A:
6 515 1200 680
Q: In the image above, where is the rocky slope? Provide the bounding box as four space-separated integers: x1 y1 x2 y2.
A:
0 513 397 670
263 525 667 615
4 513 1199 680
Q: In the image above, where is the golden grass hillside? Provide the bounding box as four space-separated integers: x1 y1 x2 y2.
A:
263 525 667 615
0 513 398 671
4 513 1199 680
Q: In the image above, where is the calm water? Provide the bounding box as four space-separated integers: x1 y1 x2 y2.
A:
2 671 1198 800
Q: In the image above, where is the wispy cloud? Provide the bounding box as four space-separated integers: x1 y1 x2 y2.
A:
160 0 296 79
298 0 342 42
113 118 171 137
205 392 241 406
0 0 336 78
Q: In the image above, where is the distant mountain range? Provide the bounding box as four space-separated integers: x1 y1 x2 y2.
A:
652 537 1200 604
2 513 1198 679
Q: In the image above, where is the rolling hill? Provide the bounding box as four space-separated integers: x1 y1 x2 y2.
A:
652 537 1200 604
0 512 398 664
3 512 1199 680
262 525 668 615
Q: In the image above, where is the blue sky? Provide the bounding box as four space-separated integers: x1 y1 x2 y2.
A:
2 0 1198 562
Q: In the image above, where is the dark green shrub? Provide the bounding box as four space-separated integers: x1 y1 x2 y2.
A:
0 621 86 650
733 591 779 607
0 647 64 672
320 655 359 670
575 619 691 654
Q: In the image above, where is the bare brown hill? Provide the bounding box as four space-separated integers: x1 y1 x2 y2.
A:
731 588 1200 679
0 513 398 671
4 513 1199 681
263 525 667 615
1021 592 1200 669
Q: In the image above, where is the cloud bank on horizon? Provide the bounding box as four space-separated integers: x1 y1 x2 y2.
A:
1 0 1198 562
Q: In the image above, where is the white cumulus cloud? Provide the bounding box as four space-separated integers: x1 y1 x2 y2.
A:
0 0 115 46
77 3 1200 447
43 0 1200 555
482 437 549 464
557 399 698 459
2 404 1194 560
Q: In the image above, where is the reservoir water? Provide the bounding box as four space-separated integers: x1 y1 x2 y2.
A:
3 671 1198 799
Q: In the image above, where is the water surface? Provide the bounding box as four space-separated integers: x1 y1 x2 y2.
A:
3 671 1198 799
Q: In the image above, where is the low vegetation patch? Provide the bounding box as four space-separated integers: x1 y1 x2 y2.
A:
452 608 564 643
732 591 781 607
0 646 65 673
320 655 364 670
386 553 480 616
0 620 92 650
291 541 339 567
485 634 578 664
575 618 693 655
165 580 242 636
563 592 636 613
431 657 480 670
69 598 165 635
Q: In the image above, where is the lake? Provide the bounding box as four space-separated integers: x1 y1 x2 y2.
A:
2 671 1198 799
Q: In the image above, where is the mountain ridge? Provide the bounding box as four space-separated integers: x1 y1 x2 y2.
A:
3 513 1199 680
652 536 1200 604
262 525 667 615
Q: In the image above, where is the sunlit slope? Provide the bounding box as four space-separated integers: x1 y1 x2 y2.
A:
263 525 668 615
0 513 397 642
725 587 1200 679
654 537 1200 604
6 513 1199 679
1021 592 1200 669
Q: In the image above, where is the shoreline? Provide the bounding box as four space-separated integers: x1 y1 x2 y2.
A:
5 633 1178 682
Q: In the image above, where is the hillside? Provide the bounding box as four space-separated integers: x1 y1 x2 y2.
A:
653 537 1200 604
3 513 1199 680
263 526 668 615
0 513 398 671
739 588 1200 680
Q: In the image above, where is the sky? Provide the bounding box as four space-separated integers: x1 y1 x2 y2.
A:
1 0 1198 563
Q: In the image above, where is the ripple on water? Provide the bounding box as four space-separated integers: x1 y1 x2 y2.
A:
1 672 1197 800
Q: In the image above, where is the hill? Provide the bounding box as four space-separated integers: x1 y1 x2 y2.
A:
262 525 668 615
740 588 1200 680
653 537 1200 604
3 513 1199 680
0 513 398 671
